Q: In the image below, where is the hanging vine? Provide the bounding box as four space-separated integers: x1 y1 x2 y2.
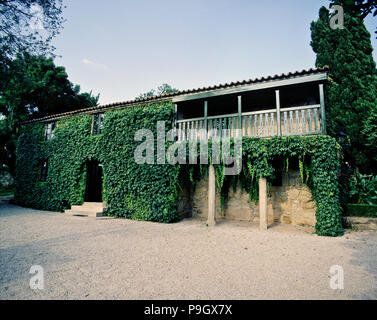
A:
181 136 343 237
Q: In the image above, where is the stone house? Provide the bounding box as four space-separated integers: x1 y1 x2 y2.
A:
18 67 330 230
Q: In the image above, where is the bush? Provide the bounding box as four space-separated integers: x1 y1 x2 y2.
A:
345 204 377 218
349 173 377 205
0 184 14 196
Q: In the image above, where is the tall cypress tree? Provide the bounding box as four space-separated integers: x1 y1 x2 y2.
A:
310 2 377 173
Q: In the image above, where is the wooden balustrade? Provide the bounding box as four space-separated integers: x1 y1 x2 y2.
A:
176 104 323 141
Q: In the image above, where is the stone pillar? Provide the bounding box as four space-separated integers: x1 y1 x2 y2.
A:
207 164 216 226
259 177 268 231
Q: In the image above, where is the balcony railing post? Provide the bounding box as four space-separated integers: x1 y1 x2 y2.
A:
319 84 327 135
174 103 178 142
178 103 323 141
238 95 242 137
275 90 282 136
204 100 208 139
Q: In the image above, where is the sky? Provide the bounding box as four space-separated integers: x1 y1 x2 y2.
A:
52 0 377 105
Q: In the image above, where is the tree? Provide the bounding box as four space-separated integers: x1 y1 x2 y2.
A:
0 117 16 175
157 83 179 95
355 0 377 18
136 83 179 99
334 0 377 37
0 0 65 114
310 3 377 173
362 107 377 163
0 0 65 61
0 53 99 175
0 53 99 124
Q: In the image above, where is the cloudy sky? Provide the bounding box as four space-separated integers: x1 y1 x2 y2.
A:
52 0 377 105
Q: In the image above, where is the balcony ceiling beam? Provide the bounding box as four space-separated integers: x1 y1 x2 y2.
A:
172 73 328 103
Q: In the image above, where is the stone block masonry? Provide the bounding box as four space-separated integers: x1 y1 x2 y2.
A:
181 169 316 227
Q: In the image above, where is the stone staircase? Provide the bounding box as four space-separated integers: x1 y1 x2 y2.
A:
343 217 377 231
64 202 104 217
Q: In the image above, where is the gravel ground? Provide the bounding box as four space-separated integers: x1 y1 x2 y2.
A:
0 200 376 300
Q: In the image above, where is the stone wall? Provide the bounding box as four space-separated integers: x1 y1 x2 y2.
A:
179 169 316 227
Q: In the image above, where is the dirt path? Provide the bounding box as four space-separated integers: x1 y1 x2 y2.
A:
0 202 376 300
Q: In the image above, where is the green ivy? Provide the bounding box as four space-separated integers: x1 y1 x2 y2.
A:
15 102 180 223
249 136 343 236
15 102 343 236
183 136 343 237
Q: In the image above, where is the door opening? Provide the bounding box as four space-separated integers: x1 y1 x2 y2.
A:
84 160 103 202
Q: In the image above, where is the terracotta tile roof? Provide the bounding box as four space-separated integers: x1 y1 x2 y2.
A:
22 66 328 125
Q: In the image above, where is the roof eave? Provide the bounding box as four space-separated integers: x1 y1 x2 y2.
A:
20 67 329 125
173 72 328 103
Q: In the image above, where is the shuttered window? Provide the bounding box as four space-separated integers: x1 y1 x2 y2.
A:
45 122 56 140
92 114 105 135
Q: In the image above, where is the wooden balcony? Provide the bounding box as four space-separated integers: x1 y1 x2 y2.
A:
175 83 327 141
176 103 325 141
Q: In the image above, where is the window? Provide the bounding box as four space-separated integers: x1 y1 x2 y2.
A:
40 160 48 182
92 114 105 135
45 122 56 140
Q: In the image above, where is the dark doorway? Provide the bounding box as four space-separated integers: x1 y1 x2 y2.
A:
85 160 103 202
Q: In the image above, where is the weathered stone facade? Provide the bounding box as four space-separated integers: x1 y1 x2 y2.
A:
179 169 316 227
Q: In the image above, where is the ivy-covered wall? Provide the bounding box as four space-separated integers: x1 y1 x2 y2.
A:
183 136 343 237
15 101 181 223
242 136 343 236
15 101 343 236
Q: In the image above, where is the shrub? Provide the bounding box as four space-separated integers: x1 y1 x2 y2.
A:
345 204 377 218
0 184 14 196
349 173 377 205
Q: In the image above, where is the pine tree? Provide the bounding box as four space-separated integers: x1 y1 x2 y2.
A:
310 3 377 173
0 53 99 175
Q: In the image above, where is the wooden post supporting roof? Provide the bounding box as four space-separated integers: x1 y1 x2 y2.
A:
204 100 208 140
259 177 268 231
207 164 216 226
275 90 281 137
238 95 242 137
319 84 327 135
174 103 178 141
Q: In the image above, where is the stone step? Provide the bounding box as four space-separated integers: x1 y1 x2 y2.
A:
71 204 102 211
344 217 377 231
65 202 104 218
81 202 103 208
65 209 103 217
